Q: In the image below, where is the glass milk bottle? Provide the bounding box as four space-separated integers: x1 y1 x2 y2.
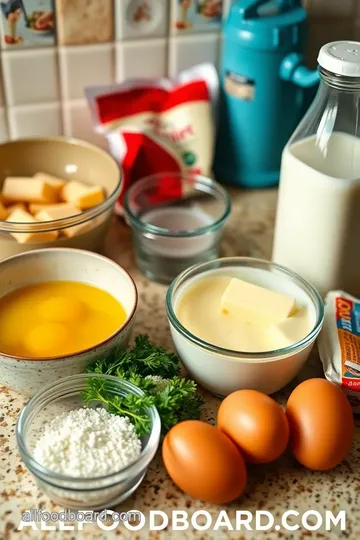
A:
272 41 360 297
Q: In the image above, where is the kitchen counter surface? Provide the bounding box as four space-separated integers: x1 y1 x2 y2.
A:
1 187 359 540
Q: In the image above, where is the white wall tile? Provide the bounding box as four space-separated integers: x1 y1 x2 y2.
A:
115 0 168 40
62 99 108 149
223 0 233 20
218 34 224 70
170 0 223 34
2 48 59 106
116 39 167 80
59 44 114 101
168 33 220 77
8 103 62 139
0 108 8 142
0 59 4 107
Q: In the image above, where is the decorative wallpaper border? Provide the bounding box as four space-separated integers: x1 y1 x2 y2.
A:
0 0 228 49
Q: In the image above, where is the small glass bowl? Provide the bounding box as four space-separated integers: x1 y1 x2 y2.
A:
124 172 231 284
16 374 161 510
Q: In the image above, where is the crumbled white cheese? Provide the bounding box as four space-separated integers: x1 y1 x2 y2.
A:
33 407 142 478
145 375 170 392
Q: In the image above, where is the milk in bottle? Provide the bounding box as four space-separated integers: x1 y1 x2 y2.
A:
272 41 360 297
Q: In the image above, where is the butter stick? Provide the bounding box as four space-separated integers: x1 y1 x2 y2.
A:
221 278 297 324
35 205 91 238
0 202 9 220
33 172 66 192
29 202 78 215
6 208 58 244
61 181 104 210
2 177 58 204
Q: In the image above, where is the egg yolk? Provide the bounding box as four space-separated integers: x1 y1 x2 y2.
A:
24 322 70 356
38 296 87 323
0 281 127 358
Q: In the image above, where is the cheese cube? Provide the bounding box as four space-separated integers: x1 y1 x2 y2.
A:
78 186 104 210
7 208 34 223
0 202 9 220
35 205 91 238
2 177 58 203
220 278 296 324
33 172 66 192
269 307 310 349
35 205 80 221
61 181 104 210
29 202 78 215
6 203 27 213
6 208 58 244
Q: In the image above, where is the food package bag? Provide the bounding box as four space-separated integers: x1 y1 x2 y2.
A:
86 64 218 214
318 290 360 412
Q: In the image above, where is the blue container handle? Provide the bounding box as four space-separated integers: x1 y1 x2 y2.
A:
237 0 302 19
280 52 319 88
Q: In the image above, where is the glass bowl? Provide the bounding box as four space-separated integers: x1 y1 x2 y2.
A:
166 257 324 397
16 374 161 510
124 172 231 283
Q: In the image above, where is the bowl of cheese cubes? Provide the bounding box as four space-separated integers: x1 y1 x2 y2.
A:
0 137 122 260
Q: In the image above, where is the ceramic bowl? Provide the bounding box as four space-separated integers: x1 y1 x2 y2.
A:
0 248 137 396
0 137 121 261
166 257 324 397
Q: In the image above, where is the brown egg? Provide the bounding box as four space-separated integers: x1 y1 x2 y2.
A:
286 378 354 470
162 420 247 504
217 389 289 463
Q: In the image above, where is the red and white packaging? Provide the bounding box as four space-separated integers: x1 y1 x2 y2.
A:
86 64 218 214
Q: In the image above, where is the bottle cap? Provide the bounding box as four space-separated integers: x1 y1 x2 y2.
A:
318 41 360 77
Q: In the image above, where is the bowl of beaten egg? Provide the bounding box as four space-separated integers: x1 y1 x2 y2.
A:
0 248 137 395
166 257 324 397
0 137 121 260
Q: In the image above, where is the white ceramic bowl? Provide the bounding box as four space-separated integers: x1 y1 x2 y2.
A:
0 248 137 396
166 257 324 397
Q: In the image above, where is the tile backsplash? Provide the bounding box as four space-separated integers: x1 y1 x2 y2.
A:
56 0 114 45
0 0 359 146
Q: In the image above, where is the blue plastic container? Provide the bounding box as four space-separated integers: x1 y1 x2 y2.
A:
214 0 319 188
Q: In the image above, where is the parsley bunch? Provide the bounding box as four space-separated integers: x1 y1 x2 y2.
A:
82 335 203 436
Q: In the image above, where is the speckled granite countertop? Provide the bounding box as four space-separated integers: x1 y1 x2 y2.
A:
1 188 359 540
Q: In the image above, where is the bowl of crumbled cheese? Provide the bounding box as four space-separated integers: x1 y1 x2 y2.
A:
16 373 161 510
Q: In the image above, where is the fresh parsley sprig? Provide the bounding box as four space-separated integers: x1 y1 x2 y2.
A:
81 376 153 436
83 335 203 437
87 334 179 379
153 377 203 433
